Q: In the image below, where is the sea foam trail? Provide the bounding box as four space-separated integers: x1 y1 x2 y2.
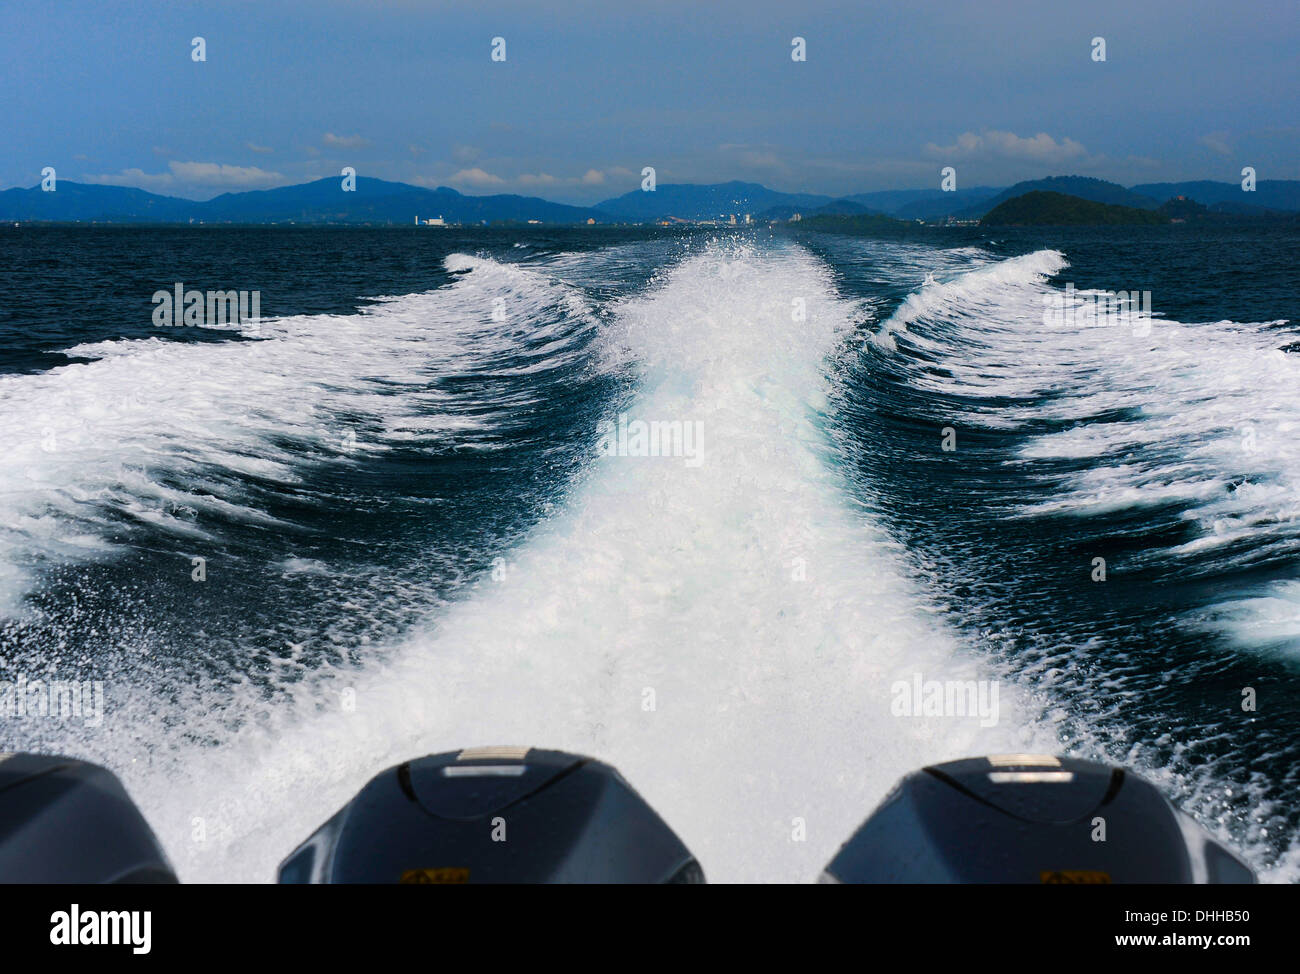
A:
866 249 1300 879
0 256 598 616
110 240 1053 883
873 249 1300 653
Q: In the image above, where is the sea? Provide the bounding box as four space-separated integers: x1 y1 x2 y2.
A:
1 222 1297 882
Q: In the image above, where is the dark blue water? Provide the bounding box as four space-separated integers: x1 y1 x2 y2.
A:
1 224 1296 881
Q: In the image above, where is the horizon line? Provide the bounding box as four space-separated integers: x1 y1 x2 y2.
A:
1 171 1281 206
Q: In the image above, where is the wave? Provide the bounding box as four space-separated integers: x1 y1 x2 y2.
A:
17 239 1054 883
0 255 601 616
874 248 1300 606
859 246 1300 877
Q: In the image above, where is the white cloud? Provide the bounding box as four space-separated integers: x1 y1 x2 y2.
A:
448 167 506 186
322 132 368 148
168 161 283 185
717 142 789 174
1198 131 1232 157
447 167 618 190
925 130 1088 165
82 161 285 192
245 141 273 154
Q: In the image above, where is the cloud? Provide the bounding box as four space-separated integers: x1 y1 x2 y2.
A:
451 144 480 164
925 130 1088 165
167 161 282 185
717 142 789 174
514 170 609 186
442 166 625 193
245 141 274 154
322 132 368 148
81 161 285 192
448 167 506 187
1198 131 1232 157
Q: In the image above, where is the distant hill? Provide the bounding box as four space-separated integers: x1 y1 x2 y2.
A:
812 198 876 216
7 174 1298 226
596 181 833 221
1158 195 1298 224
980 191 1166 226
199 177 607 224
790 211 913 233
845 187 1004 220
755 198 878 221
1208 198 1293 216
0 182 198 222
1131 180 1300 212
0 177 610 225
962 176 1160 218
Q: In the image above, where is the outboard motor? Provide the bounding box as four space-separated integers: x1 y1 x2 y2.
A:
0 752 177 883
279 746 704 883
823 754 1255 883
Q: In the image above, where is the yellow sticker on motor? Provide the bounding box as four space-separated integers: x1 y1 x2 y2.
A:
400 867 470 884
1040 870 1112 884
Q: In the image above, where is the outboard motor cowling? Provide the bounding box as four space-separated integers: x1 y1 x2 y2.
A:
279 746 704 884
824 754 1255 884
0 752 177 883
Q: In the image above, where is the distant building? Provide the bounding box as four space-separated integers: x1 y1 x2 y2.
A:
790 213 802 222
586 217 596 225
417 216 447 226
744 213 752 224
527 219 541 224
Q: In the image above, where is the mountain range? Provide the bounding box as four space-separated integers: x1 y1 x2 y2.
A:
0 177 606 225
2 175 1298 225
980 191 1168 226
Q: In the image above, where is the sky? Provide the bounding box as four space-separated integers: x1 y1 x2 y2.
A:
2 0 1297 203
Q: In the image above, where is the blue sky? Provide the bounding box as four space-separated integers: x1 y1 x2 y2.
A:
2 0 1297 202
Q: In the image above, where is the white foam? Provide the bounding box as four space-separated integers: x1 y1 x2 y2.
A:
876 250 1300 621
0 255 598 615
83 239 1053 883
1199 580 1300 653
866 248 1300 877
